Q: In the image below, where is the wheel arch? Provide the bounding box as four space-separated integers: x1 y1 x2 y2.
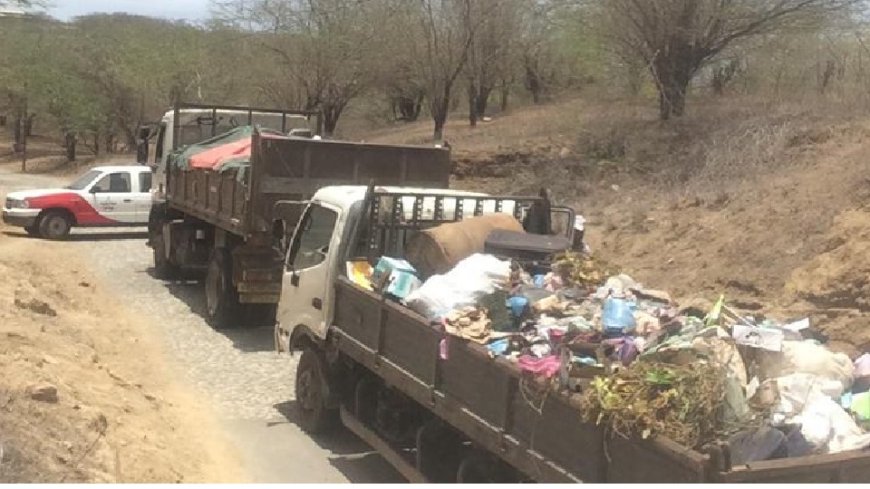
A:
37 207 77 226
289 323 322 353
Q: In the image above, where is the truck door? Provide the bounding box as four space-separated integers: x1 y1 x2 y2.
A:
279 203 339 339
134 171 153 223
88 171 138 223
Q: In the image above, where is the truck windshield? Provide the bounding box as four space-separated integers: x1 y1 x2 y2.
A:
66 170 102 190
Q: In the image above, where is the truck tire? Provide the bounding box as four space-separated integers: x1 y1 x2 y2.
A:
456 451 512 483
295 348 339 434
205 248 241 329
152 231 179 279
38 211 71 240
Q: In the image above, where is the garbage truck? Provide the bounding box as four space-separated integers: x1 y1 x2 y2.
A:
273 185 870 483
144 115 451 327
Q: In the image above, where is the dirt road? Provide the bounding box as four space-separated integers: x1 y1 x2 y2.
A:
0 165 401 483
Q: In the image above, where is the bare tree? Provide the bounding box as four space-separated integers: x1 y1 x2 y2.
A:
214 0 382 136
464 0 521 126
402 0 491 141
600 0 859 120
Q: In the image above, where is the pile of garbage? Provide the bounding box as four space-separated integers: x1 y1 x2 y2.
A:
350 246 870 461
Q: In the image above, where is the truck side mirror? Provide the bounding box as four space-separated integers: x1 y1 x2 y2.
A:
136 126 151 164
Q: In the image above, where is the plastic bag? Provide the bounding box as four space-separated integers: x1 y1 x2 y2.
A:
770 373 848 425
602 298 636 336
796 396 870 454
405 254 511 320
758 340 854 392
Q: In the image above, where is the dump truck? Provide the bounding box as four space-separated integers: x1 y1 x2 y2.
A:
144 110 451 327
274 185 870 483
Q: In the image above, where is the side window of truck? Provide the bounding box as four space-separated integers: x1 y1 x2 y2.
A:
92 172 131 193
139 172 152 193
289 205 338 270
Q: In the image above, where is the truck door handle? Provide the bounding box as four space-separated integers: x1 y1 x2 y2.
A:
123 199 132 203
312 298 322 310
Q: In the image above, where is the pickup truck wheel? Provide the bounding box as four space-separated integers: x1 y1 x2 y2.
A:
38 211 71 240
205 248 240 329
295 348 338 434
152 232 179 279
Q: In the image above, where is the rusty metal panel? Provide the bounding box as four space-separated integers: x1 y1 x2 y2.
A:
334 281 380 350
440 335 511 428
536 395 605 482
380 304 440 386
251 136 451 235
605 436 708 483
717 449 870 483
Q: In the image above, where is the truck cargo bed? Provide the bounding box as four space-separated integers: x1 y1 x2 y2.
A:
331 277 870 483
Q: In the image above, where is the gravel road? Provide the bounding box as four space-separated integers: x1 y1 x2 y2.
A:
0 164 402 483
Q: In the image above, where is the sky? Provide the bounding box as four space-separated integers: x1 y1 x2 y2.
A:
50 0 211 22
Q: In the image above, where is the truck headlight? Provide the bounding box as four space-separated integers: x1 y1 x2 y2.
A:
5 198 29 209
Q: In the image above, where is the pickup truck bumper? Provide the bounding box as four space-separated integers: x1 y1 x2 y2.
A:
2 208 39 228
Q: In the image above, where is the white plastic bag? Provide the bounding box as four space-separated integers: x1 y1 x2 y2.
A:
796 396 870 454
770 373 848 424
758 340 854 392
405 253 511 320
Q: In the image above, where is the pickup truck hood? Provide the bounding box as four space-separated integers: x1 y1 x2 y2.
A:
5 188 81 200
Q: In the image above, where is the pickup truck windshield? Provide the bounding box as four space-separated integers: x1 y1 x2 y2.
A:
66 170 102 190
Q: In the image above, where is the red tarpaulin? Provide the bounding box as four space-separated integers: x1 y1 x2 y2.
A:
188 138 252 170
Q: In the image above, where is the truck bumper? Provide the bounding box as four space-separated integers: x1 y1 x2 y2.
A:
2 208 40 228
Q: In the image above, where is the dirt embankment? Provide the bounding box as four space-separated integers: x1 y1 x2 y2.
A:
0 226 243 482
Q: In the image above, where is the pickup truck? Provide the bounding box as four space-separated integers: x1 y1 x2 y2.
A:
275 185 870 483
146 112 451 328
2 165 153 239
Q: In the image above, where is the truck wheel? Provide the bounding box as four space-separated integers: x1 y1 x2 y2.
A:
38 211 71 240
456 451 512 483
295 348 339 434
205 248 241 329
152 231 179 279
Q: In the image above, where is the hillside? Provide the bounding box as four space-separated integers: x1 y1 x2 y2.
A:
347 94 870 356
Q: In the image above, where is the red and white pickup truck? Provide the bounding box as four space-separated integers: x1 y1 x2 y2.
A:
2 165 153 239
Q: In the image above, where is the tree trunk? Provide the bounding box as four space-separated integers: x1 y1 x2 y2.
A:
395 95 422 122
12 115 23 152
499 80 510 112
525 63 543 104
431 97 449 143
654 59 692 120
413 94 423 121
322 101 346 137
24 114 34 137
65 132 77 162
467 83 479 127
476 85 492 118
